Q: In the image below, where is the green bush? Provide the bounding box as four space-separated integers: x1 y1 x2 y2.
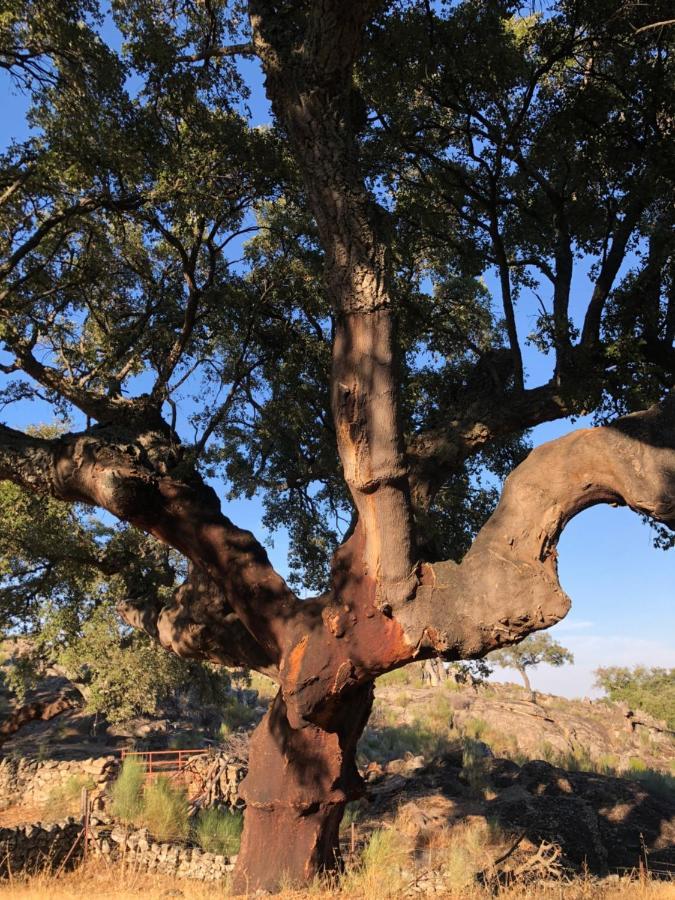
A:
462 739 492 796
142 776 190 842
462 717 488 740
110 757 145 824
358 722 453 764
594 666 675 729
194 807 243 856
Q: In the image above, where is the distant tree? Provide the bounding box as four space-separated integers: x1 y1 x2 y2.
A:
489 634 573 702
594 666 675 729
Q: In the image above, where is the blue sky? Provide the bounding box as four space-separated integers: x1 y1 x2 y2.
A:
0 22 672 699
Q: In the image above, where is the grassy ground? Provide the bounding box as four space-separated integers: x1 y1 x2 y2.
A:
0 861 671 899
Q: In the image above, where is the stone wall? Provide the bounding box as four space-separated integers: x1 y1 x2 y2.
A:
0 820 84 876
0 755 118 810
92 824 235 881
0 819 235 882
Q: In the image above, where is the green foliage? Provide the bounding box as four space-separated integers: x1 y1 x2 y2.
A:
462 739 492 797
462 718 488 741
358 722 452 765
220 696 258 731
110 757 146 825
141 776 190 842
193 807 243 856
0 0 672 732
0 476 232 723
58 605 183 722
594 666 675 729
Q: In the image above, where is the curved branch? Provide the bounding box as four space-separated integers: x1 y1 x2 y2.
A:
0 423 298 663
403 396 675 658
407 381 575 504
117 563 279 679
280 397 675 727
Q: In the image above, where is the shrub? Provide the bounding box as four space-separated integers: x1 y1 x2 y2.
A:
142 776 190 842
194 807 243 856
110 757 145 824
628 756 648 773
595 666 675 729
626 768 675 801
377 665 420 687
462 717 488 740
357 722 453 764
248 671 278 701
219 698 258 738
442 818 503 890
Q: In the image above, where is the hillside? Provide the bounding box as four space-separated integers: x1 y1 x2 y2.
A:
1 670 674 889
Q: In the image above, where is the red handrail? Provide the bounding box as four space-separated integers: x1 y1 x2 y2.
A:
119 748 210 782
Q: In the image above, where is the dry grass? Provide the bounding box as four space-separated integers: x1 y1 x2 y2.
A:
0 861 222 899
0 860 672 900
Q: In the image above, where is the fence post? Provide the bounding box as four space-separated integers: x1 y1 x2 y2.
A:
80 786 90 865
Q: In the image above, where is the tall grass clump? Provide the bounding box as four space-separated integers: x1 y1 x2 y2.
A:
194 806 243 855
142 775 189 841
442 818 504 891
342 828 408 899
462 738 492 796
110 756 145 824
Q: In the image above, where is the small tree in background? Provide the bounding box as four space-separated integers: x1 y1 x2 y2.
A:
489 634 573 702
594 666 675 729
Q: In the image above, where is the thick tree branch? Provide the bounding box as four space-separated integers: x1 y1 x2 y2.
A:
250 0 418 612
118 563 279 678
581 195 646 347
407 381 575 506
175 42 256 63
404 395 675 658
0 422 297 663
0 194 140 286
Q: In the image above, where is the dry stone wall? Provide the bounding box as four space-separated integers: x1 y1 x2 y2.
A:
92 823 235 881
0 819 83 876
0 755 118 810
0 818 235 882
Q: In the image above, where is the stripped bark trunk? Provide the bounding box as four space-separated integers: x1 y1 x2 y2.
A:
232 684 373 893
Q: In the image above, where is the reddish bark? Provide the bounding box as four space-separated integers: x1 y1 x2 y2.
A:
232 684 373 893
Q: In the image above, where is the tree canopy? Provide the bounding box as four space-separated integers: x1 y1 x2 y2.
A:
595 666 675 729
489 632 573 699
0 0 673 891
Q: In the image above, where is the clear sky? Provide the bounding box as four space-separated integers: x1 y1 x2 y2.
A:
1 18 672 700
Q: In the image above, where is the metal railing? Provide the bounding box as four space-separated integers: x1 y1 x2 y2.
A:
119 747 210 783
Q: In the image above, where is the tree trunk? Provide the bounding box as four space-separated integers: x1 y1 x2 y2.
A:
423 658 445 686
519 666 536 703
232 683 373 893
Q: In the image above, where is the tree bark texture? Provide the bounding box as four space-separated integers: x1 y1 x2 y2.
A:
518 666 536 703
232 684 373 893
